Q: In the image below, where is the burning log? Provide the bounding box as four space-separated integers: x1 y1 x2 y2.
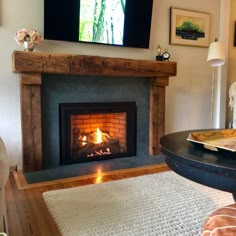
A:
73 140 120 158
72 128 122 160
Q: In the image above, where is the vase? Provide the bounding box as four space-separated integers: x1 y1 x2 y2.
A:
23 41 35 52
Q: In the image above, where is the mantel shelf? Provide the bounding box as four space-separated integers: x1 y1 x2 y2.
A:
12 50 177 78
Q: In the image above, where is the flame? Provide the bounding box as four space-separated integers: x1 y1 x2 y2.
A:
81 136 87 146
94 128 102 144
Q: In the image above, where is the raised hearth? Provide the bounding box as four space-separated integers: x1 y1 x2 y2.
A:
12 50 177 171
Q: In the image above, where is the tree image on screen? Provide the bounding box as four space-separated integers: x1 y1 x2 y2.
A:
79 0 126 45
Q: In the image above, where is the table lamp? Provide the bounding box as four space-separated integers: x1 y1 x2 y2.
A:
207 39 225 128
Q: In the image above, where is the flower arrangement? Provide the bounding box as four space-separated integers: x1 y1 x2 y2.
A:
15 29 43 51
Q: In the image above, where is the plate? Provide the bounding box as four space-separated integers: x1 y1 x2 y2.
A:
187 129 236 152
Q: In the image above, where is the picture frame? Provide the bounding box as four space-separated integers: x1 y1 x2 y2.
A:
234 21 236 47
170 7 211 47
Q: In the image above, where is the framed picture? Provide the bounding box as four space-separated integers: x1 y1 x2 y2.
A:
170 8 210 47
234 21 236 47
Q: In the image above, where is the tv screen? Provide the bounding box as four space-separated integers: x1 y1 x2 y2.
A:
44 0 153 48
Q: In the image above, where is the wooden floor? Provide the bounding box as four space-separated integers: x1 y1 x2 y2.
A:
6 164 169 236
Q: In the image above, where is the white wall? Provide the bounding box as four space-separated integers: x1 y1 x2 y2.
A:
154 0 222 133
0 0 223 169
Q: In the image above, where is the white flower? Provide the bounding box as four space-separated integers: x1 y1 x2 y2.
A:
15 29 28 44
15 28 43 45
28 30 43 44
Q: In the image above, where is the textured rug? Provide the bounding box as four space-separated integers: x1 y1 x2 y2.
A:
43 171 233 236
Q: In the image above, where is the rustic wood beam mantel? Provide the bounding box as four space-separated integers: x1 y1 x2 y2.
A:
12 50 177 172
12 50 177 78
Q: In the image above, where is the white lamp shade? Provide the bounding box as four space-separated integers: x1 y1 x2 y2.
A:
207 41 225 67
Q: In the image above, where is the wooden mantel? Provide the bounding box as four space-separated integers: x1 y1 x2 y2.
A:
12 50 177 172
12 50 176 77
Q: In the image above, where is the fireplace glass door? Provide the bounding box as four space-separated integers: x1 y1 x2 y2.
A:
60 102 136 165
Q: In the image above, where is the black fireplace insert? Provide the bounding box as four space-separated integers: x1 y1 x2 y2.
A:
59 102 137 165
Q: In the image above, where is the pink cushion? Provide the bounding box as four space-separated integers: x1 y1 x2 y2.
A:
201 203 236 236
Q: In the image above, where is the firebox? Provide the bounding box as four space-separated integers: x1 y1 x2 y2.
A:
60 102 137 165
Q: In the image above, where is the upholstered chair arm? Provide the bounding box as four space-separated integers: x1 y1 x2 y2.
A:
0 137 9 233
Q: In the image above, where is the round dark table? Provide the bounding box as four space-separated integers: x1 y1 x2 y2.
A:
160 130 236 200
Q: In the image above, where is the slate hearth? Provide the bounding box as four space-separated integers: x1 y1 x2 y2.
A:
24 154 165 183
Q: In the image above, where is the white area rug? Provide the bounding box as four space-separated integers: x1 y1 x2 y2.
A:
43 171 233 236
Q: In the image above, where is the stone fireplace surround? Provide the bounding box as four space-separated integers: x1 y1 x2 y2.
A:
12 50 177 172
43 75 146 169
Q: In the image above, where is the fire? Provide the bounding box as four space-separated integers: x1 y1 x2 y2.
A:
77 127 114 157
94 128 102 144
81 136 87 146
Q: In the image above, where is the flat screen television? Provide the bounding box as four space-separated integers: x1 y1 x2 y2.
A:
44 0 153 48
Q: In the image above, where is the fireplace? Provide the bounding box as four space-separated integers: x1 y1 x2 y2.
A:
60 102 136 164
12 51 177 171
